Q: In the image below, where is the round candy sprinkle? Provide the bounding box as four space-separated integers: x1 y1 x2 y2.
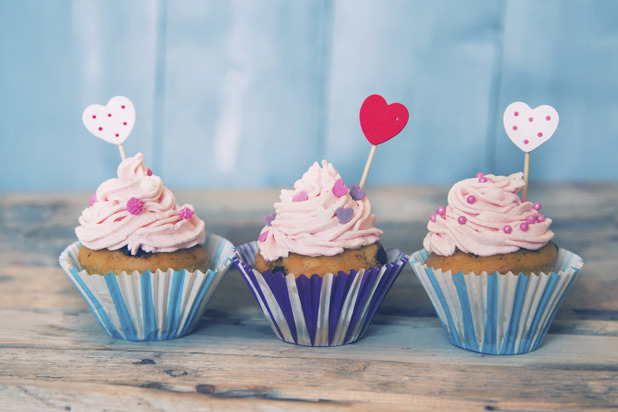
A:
178 206 194 220
436 206 446 216
457 216 467 225
520 222 529 232
89 194 97 206
479 176 488 183
429 214 437 223
503 225 512 234
532 202 542 211
127 197 144 215
475 172 484 178
526 215 536 225
466 195 476 204
536 214 546 223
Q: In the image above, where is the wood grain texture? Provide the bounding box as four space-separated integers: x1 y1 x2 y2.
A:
0 185 617 410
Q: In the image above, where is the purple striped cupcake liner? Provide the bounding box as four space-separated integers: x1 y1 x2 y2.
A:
233 242 408 346
58 233 235 341
409 248 583 355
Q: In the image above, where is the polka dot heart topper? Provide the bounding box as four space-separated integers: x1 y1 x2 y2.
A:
503 101 559 200
358 94 409 188
82 96 136 161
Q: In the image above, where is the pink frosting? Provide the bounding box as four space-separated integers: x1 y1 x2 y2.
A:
257 160 382 261
75 153 206 254
423 173 554 257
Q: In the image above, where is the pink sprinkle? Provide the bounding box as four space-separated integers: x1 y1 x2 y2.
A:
536 214 546 223
98 127 103 131
89 194 97 206
475 172 484 178
292 191 308 202
538 132 543 137
147 168 153 176
332 178 348 197
92 115 96 119
513 126 518 131
479 176 488 183
127 197 144 215
436 206 446 216
526 215 536 225
514 111 519 116
466 195 476 204
529 117 534 122
524 139 529 145
532 202 542 211
546 116 551 121
429 214 437 223
258 231 269 242
503 225 512 234
458 216 467 225
520 222 529 232
178 207 194 220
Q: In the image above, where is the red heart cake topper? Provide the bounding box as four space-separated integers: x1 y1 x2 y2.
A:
359 94 409 145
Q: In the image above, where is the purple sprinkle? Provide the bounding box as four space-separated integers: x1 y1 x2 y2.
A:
503 225 512 234
436 206 446 216
536 214 546 223
292 191 308 202
532 202 542 211
429 214 437 223
526 215 536 225
466 195 476 204
349 184 366 201
336 207 353 224
264 212 276 227
458 216 467 225
520 222 529 232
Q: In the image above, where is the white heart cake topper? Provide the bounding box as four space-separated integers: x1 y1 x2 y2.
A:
503 102 559 152
82 96 135 145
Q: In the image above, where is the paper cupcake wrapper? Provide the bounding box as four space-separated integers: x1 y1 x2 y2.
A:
233 242 408 346
58 233 235 341
409 248 583 355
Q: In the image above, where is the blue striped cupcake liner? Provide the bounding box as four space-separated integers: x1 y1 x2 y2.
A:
58 233 235 341
409 248 583 355
233 242 408 346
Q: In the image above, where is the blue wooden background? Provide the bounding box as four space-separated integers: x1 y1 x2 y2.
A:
1 0 617 192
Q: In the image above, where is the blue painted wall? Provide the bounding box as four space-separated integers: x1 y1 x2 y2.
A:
1 0 617 192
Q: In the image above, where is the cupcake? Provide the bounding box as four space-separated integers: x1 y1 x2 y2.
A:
233 160 408 346
59 153 234 341
410 172 583 354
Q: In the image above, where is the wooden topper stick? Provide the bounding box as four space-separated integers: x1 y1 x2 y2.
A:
522 151 530 201
359 145 377 189
118 144 127 161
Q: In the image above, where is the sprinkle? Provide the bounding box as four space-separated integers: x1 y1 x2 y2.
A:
258 230 269 242
520 222 529 232
178 206 194 220
147 168 153 176
127 197 144 215
264 212 276 226
478 176 488 183
526 215 536 225
349 184 366 201
292 191 308 202
466 195 476 204
429 214 437 223
503 225 512 234
475 172 484 178
89 194 97 206
532 202 542 211
332 179 348 197
336 207 353 224
458 216 467 225
536 214 546 223
436 206 446 216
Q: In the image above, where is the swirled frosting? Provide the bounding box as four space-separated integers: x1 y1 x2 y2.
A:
75 153 205 254
257 160 382 261
423 173 554 257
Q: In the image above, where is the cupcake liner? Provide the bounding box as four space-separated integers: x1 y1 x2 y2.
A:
58 233 235 341
409 248 583 355
233 242 408 346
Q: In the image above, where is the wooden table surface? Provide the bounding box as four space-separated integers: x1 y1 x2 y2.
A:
1 183 617 411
